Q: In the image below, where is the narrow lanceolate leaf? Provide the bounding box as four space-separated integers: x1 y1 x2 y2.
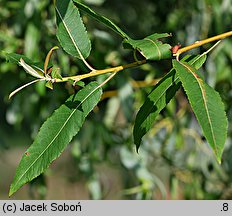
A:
9 82 102 196
55 0 91 59
73 0 171 61
133 69 180 150
133 55 207 151
173 60 228 163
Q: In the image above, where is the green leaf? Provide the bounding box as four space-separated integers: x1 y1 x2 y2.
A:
4 52 35 65
133 69 180 150
45 81 53 90
133 55 207 151
182 54 207 70
9 82 102 196
173 60 228 163
74 80 85 87
189 54 207 69
55 0 91 59
124 33 172 61
73 0 171 61
51 67 63 80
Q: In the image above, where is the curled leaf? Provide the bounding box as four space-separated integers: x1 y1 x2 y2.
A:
124 33 172 61
9 79 43 99
19 58 45 79
44 46 59 75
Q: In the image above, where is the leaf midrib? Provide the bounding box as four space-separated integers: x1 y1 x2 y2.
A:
55 4 84 59
144 38 161 60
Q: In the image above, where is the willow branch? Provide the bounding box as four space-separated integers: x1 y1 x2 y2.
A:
55 31 232 83
56 59 147 83
174 30 232 57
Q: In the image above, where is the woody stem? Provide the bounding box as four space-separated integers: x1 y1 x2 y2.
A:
56 59 147 83
174 30 232 57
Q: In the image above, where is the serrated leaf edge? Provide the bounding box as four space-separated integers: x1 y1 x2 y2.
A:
55 0 94 70
134 70 179 150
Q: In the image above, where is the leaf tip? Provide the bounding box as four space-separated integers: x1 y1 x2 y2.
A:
8 93 13 100
18 57 23 65
135 142 140 154
8 185 16 197
215 155 222 164
216 153 222 165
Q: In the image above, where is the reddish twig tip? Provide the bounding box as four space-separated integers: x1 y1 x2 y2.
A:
171 44 182 54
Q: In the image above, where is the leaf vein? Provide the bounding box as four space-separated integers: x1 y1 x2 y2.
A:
144 38 161 60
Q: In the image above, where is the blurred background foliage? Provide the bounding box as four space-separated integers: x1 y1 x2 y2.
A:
0 0 232 199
